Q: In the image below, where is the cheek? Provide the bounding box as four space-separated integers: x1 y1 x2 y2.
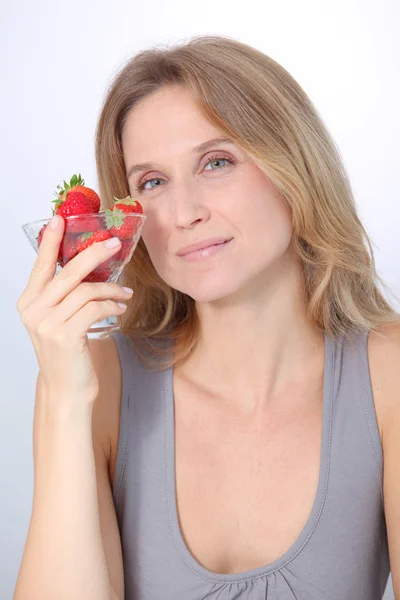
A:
234 180 292 238
140 219 168 266
236 183 293 262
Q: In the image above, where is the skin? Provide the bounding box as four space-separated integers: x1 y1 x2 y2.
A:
121 84 325 415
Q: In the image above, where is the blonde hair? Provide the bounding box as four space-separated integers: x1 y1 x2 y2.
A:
95 34 400 370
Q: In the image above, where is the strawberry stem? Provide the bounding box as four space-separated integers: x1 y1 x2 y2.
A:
53 173 85 199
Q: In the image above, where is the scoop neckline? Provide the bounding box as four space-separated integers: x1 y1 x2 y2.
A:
164 331 334 583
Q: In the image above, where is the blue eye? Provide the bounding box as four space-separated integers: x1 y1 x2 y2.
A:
137 178 164 192
203 157 232 171
135 155 234 193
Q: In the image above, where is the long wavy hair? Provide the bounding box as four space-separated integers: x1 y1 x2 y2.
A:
94 34 400 370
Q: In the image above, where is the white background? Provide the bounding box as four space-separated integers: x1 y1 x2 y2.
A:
1 0 399 598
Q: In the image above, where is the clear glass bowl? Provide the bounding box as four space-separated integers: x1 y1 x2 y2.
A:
21 212 146 338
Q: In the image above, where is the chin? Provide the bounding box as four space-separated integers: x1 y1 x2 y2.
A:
171 276 241 304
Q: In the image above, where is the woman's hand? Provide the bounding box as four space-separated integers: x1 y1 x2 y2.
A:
17 215 134 403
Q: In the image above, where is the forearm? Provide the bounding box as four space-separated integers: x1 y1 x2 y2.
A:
14 396 115 600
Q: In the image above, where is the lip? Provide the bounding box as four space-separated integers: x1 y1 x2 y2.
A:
176 237 232 257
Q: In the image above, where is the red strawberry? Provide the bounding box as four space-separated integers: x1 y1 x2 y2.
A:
110 196 143 237
112 195 143 215
65 214 101 235
104 206 141 240
53 174 101 213
76 229 113 253
82 257 116 283
37 223 78 265
58 235 79 266
115 239 134 262
55 191 94 220
73 185 100 213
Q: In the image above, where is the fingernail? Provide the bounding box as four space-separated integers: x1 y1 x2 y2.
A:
105 237 121 248
122 287 134 295
50 215 61 229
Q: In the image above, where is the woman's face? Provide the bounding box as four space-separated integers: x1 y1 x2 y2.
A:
122 86 294 303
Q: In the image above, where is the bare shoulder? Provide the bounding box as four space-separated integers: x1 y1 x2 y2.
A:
88 336 122 487
368 321 400 592
366 320 400 443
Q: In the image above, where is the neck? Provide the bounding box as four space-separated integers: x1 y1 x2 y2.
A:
177 258 325 414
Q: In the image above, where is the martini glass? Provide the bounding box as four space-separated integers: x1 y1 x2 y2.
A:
21 212 146 338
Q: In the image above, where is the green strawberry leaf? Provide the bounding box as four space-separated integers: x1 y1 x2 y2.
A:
105 208 126 229
113 195 137 205
78 232 94 242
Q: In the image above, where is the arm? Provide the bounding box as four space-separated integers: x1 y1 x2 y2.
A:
370 324 400 597
13 337 124 600
384 419 400 598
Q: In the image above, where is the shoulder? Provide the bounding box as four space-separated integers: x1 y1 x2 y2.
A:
88 336 123 487
367 321 400 592
366 321 400 445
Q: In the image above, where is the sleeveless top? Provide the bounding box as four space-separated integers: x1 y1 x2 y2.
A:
109 328 390 599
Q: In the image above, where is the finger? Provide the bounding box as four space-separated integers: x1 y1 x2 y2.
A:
43 236 122 307
19 215 65 313
42 282 133 324
25 215 65 297
65 298 128 336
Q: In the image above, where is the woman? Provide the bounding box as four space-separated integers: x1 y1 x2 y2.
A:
14 35 400 599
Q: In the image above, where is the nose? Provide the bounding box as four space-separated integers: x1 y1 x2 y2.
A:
171 181 210 228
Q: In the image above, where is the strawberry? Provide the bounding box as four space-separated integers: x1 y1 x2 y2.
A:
112 195 143 215
76 229 113 253
115 239 134 262
53 173 101 213
58 235 79 265
37 223 78 265
82 257 117 283
104 208 137 240
55 191 94 220
65 214 101 235
74 185 100 212
104 198 143 240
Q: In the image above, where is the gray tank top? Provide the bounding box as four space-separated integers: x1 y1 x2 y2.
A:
109 328 390 599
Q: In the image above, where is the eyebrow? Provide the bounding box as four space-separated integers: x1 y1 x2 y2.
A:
126 136 234 179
